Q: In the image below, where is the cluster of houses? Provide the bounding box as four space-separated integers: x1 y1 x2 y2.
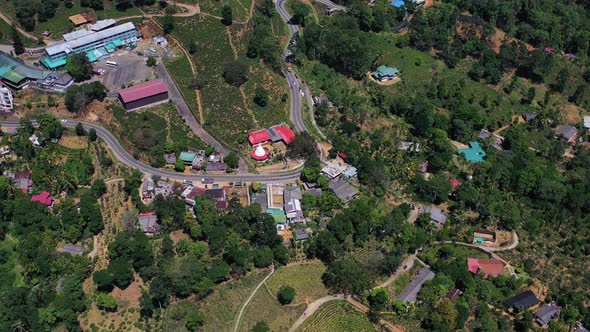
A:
397 256 564 327
165 150 228 173
320 154 359 203
250 183 306 231
247 124 296 162
4 170 54 207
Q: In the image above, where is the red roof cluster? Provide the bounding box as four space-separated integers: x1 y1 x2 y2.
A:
31 191 54 207
467 258 505 278
274 125 296 145
248 129 271 145
118 79 168 103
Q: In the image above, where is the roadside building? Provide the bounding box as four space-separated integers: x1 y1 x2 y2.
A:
31 191 54 207
458 141 486 163
473 230 496 244
0 85 13 111
467 258 505 278
42 22 138 68
192 150 206 170
396 268 435 302
556 125 578 143
179 151 197 165
535 303 561 327
504 290 540 312
137 212 159 235
328 178 358 203
68 13 92 26
418 206 447 227
118 79 169 110
61 243 85 256
0 53 51 89
164 153 176 165
294 228 312 241
284 185 304 223
205 188 228 209
444 288 463 299
206 162 227 173
372 65 400 82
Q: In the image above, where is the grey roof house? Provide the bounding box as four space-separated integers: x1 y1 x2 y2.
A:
556 125 578 143
522 112 538 122
294 228 312 241
504 290 540 312
418 206 447 227
206 162 227 173
138 212 160 234
61 243 85 256
328 178 358 203
164 153 176 165
535 303 561 326
396 268 435 302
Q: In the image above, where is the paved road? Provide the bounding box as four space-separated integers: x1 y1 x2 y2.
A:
0 120 302 182
276 0 307 133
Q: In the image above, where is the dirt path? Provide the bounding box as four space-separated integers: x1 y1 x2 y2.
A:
233 264 275 332
375 254 418 289
0 11 37 41
288 295 345 332
240 86 258 126
227 26 239 60
87 235 100 259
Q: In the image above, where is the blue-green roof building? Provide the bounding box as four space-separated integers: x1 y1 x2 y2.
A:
372 65 400 82
458 141 486 163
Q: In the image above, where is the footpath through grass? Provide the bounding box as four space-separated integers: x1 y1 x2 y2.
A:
240 262 329 331
297 300 377 332
0 18 36 47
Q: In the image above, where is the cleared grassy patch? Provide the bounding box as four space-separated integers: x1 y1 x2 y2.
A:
163 53 199 117
0 18 36 47
297 300 377 332
194 269 269 331
266 262 329 305
240 284 303 332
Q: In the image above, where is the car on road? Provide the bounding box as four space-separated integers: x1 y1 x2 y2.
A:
403 265 408 270
287 63 292 72
202 178 214 184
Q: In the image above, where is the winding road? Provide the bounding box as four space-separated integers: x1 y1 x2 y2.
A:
0 120 302 183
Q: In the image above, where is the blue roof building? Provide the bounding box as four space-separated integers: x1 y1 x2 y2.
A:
458 141 486 163
390 0 405 7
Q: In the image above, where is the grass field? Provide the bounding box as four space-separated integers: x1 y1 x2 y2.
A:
161 14 289 147
109 102 206 165
0 18 36 47
239 262 329 331
163 53 199 117
193 270 269 332
0 0 142 39
297 300 377 332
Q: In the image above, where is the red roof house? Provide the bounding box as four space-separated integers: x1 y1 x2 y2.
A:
31 191 54 207
450 179 462 192
248 129 271 145
338 152 348 160
467 258 505 278
273 125 296 145
118 79 169 110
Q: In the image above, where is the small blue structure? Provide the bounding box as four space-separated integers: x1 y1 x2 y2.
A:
390 0 405 8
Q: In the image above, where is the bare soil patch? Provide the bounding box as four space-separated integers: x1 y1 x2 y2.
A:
58 134 87 149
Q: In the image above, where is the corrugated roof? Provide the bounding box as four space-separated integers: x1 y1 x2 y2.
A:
0 54 50 80
249 129 271 145
118 79 168 103
63 29 93 41
45 22 136 56
91 19 117 31
68 14 90 26
397 268 435 302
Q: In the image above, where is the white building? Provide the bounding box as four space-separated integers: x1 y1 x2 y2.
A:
0 86 13 112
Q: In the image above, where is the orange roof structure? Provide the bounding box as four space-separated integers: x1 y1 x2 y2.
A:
68 13 91 26
467 258 505 278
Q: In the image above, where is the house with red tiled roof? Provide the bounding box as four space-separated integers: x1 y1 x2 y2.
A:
248 129 271 145
467 258 505 278
31 191 54 207
273 125 296 145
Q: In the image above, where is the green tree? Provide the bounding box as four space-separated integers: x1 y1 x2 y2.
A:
108 258 134 289
11 25 24 55
291 2 309 25
96 293 117 312
162 15 175 34
175 158 185 172
286 132 317 160
222 5 233 25
75 122 86 136
277 285 295 304
146 56 157 67
224 152 239 170
223 61 248 86
88 128 97 141
185 310 204 331
254 87 268 107
323 259 372 295
435 299 457 330
368 288 388 311
91 179 106 198
251 321 270 332
65 53 93 81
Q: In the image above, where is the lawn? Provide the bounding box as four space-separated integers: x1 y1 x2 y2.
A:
296 300 377 332
418 243 491 268
0 0 142 39
161 14 289 147
109 102 206 166
163 53 199 118
239 262 329 331
0 18 36 47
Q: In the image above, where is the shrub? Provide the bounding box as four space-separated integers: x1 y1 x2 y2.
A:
277 285 295 305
